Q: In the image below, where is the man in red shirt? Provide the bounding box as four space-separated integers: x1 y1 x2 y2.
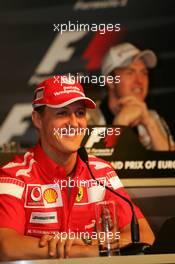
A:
0 75 154 260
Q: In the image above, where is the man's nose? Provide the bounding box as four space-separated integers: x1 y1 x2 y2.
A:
68 113 79 127
135 72 144 85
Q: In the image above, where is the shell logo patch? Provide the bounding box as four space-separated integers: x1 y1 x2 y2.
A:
43 188 58 203
76 186 83 202
25 184 63 208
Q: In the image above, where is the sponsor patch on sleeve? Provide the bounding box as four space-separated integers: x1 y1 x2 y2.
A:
106 171 123 190
0 177 25 199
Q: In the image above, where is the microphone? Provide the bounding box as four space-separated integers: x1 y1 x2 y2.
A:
78 147 150 254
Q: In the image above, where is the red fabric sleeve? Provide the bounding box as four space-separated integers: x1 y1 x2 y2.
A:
0 175 26 234
0 194 26 234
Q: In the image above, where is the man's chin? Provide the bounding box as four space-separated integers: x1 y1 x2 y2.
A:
64 146 81 155
60 142 82 153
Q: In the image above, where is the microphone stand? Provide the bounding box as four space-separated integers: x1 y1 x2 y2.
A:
78 147 151 255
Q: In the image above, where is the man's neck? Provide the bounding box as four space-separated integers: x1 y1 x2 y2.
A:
41 143 77 177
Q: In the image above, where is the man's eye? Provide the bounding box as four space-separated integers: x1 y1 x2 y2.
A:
76 109 86 117
142 70 149 76
126 69 134 75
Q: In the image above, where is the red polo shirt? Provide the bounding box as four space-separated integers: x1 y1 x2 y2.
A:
0 144 143 237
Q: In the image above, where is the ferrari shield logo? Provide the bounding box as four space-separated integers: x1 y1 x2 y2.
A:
76 186 83 202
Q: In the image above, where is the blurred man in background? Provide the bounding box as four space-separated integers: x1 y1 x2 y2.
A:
88 43 174 151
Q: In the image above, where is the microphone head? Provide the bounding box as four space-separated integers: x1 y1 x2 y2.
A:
78 146 89 163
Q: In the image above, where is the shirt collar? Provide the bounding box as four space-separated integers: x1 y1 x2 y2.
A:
33 143 66 179
32 143 86 179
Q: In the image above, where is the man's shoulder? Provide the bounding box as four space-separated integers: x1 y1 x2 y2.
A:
88 155 114 172
0 148 37 181
88 154 110 163
87 155 123 189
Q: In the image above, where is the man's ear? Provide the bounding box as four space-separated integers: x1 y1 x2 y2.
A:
32 110 42 130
